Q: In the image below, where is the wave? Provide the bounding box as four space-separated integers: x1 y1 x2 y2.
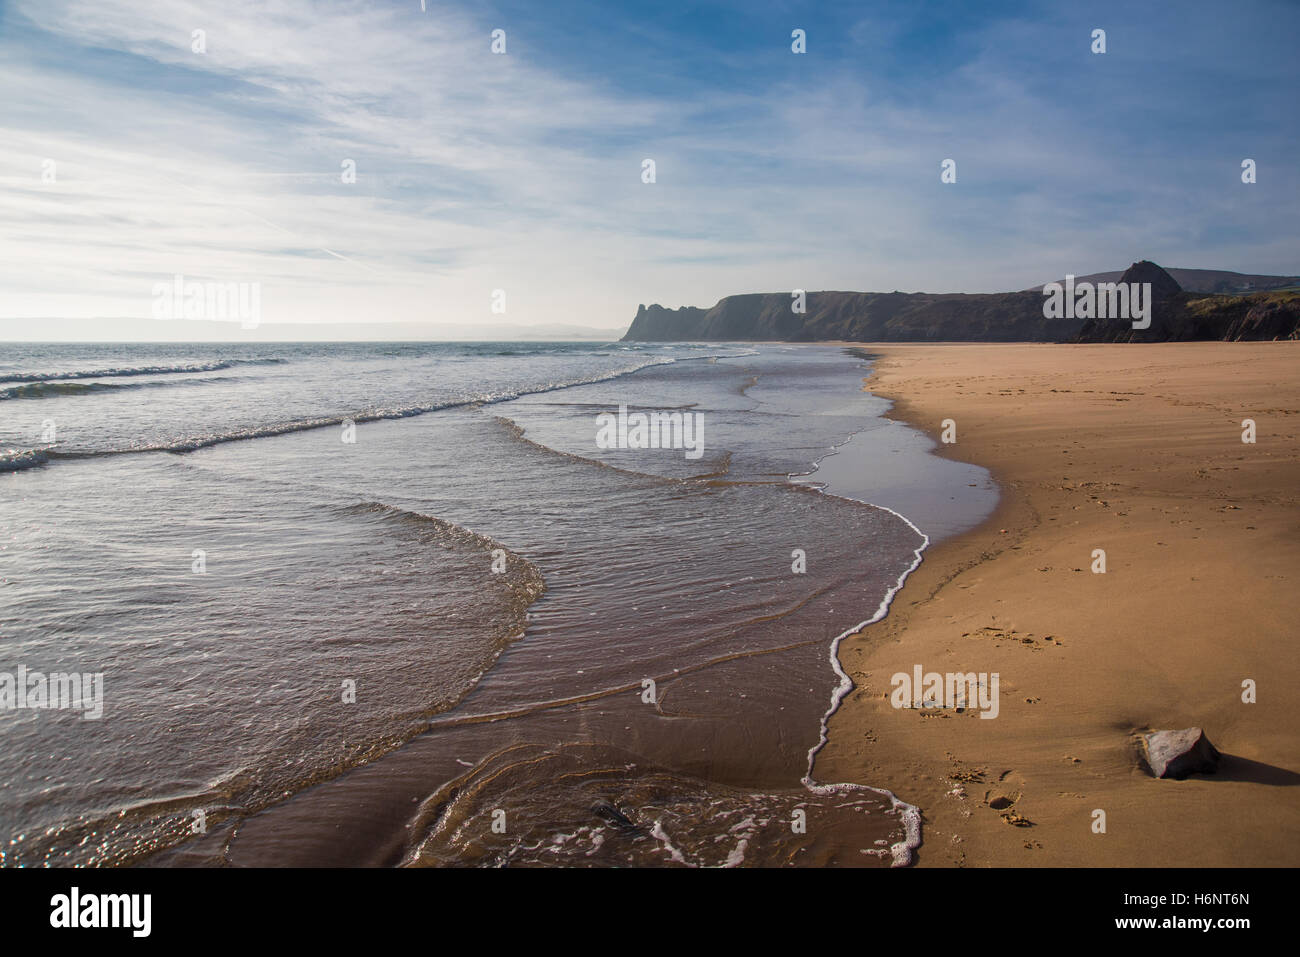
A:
10 495 547 867
0 348 757 473
0 358 286 385
0 375 243 401
403 743 917 868
10 356 686 468
0 447 49 473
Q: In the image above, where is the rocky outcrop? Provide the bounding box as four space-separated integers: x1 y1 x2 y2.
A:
1143 728 1222 779
1076 262 1300 342
1199 292 1300 341
1074 261 1184 342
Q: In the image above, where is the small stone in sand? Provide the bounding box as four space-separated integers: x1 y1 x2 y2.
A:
1143 727 1221 780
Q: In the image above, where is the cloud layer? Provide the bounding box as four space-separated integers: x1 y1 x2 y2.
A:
2 0 1296 333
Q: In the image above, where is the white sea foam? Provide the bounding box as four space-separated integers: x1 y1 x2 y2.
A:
794 422 931 867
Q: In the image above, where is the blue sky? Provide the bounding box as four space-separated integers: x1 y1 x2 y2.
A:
1 0 1297 333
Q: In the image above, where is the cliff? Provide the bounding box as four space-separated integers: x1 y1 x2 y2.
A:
622 262 1300 343
625 290 1075 343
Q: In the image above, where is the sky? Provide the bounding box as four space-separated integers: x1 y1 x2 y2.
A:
1 0 1297 337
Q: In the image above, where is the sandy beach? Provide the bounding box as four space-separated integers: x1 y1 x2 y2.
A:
818 342 1300 867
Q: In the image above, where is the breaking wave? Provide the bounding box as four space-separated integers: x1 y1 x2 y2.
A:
0 358 286 384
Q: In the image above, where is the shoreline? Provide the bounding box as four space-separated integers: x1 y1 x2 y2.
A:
802 489 930 868
817 341 1300 867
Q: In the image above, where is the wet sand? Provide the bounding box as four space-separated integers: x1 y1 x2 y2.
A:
818 342 1300 867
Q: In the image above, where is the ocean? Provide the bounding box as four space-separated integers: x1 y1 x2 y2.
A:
0 341 995 867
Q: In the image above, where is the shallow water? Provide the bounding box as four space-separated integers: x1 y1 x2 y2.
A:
0 341 995 866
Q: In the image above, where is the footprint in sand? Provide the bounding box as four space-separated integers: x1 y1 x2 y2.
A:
962 626 1060 652
985 771 1035 826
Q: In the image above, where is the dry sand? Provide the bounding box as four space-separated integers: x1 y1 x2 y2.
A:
818 342 1300 866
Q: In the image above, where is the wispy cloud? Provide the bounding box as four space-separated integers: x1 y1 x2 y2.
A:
1 0 1296 332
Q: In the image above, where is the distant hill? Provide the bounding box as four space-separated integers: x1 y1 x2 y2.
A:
1026 267 1300 295
622 261 1300 343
